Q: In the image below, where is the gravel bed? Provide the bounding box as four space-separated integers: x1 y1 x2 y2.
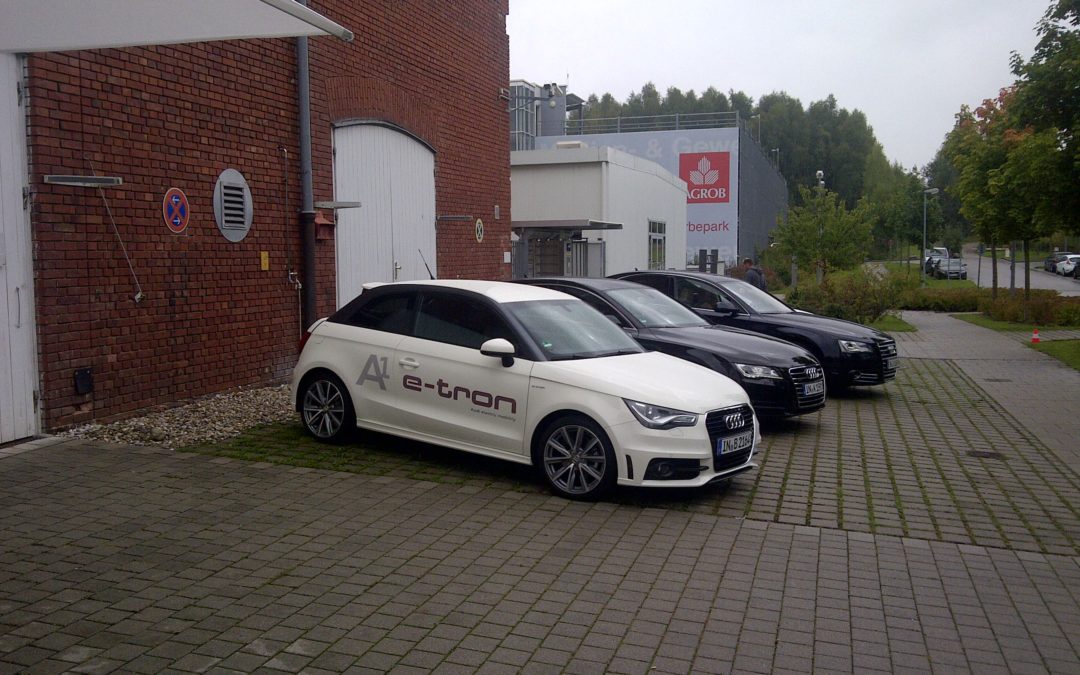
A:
58 385 295 450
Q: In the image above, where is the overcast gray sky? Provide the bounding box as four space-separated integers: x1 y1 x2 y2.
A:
507 0 1049 171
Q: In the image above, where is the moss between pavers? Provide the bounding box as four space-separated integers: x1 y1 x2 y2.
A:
181 365 1080 556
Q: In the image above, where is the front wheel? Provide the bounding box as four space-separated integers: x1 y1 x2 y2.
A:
536 414 617 500
300 372 356 443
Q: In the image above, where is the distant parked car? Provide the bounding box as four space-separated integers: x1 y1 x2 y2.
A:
1045 252 1075 273
924 250 948 275
610 270 898 390
1056 254 1080 276
933 258 968 280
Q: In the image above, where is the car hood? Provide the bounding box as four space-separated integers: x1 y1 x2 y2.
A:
750 311 890 341
644 326 819 366
531 351 749 413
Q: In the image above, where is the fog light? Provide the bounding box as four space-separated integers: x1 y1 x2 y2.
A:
644 458 703 481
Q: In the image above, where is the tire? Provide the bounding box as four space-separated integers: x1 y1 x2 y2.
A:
536 414 616 500
299 371 356 443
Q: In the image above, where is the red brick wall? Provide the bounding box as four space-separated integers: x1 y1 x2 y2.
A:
26 0 511 429
311 0 513 310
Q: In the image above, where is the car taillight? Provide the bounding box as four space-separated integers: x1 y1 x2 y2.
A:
298 329 312 353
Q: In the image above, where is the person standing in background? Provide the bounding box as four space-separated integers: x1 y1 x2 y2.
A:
743 258 766 290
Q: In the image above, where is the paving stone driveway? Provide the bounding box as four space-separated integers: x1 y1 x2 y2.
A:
1 313 1079 673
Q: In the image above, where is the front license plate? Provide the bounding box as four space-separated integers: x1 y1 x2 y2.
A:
803 381 825 396
717 430 754 456
886 357 898 370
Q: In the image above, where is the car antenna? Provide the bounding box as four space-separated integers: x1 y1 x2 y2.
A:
419 249 435 280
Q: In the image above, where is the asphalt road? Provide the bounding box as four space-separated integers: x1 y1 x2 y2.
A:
960 244 1080 296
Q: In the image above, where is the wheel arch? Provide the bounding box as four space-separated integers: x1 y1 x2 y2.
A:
294 366 347 412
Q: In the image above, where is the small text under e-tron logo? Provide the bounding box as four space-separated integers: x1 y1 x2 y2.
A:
680 152 730 204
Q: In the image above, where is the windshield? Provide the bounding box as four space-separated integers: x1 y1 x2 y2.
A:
505 299 644 360
722 278 794 315
607 287 708 328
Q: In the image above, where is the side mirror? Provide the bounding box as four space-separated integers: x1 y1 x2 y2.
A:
480 338 516 367
712 304 737 318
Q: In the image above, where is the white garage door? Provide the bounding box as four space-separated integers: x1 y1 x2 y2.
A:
0 53 38 444
333 123 436 306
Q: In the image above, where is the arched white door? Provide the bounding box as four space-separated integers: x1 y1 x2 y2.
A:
0 53 38 444
333 124 436 306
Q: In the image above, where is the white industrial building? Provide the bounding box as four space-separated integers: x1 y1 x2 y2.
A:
510 144 687 277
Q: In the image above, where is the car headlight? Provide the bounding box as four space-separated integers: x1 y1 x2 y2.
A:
624 399 698 430
734 363 783 380
838 339 873 353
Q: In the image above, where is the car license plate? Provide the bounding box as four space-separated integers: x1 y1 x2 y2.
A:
886 357 898 370
717 430 754 456
803 381 824 396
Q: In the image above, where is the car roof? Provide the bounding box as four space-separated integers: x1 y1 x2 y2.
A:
365 279 571 304
619 269 739 285
522 277 644 292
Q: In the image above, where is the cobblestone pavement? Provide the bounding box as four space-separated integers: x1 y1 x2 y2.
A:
2 314 1079 673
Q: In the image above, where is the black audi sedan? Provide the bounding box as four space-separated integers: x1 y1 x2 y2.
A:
610 270 897 390
517 277 827 418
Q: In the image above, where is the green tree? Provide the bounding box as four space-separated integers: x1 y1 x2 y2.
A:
1009 0 1080 230
772 186 872 284
943 96 1012 297
924 148 968 241
994 124 1071 294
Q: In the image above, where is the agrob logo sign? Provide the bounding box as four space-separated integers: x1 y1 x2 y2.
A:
680 152 730 204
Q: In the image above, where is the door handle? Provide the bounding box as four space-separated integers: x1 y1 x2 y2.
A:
14 286 21 328
393 261 402 281
398 357 420 369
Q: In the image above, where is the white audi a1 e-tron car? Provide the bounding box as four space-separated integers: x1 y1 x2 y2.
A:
291 280 758 500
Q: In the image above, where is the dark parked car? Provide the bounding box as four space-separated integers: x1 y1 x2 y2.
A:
933 258 968 280
517 278 827 417
611 270 898 389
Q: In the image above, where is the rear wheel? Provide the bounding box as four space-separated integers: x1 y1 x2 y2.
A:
300 372 355 443
537 414 616 500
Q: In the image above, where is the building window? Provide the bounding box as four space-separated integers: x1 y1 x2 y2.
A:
648 220 666 270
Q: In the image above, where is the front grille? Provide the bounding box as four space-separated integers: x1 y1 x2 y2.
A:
788 365 826 409
706 404 754 472
877 337 898 380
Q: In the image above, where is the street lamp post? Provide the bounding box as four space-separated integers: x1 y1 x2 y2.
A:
922 187 939 285
751 114 761 144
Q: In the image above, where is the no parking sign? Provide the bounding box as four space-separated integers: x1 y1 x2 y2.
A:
163 187 190 234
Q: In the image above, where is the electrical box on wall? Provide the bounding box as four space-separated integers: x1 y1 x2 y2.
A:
74 368 93 395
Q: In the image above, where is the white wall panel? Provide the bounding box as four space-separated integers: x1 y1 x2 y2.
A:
333 124 435 306
0 53 38 443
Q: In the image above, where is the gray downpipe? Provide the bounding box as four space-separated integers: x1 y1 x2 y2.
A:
297 5 317 329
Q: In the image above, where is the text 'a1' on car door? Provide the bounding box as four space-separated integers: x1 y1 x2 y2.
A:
391 292 533 458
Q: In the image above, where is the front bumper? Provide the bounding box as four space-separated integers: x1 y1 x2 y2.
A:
743 365 826 416
828 338 898 387
609 403 759 488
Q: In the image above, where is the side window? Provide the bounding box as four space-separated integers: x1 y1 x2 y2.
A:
414 294 516 349
337 292 415 334
626 274 670 295
675 278 737 311
555 287 629 328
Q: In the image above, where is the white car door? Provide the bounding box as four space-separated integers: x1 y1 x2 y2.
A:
390 291 533 460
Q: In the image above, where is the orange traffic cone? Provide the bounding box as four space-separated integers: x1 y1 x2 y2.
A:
1032 327 1040 344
